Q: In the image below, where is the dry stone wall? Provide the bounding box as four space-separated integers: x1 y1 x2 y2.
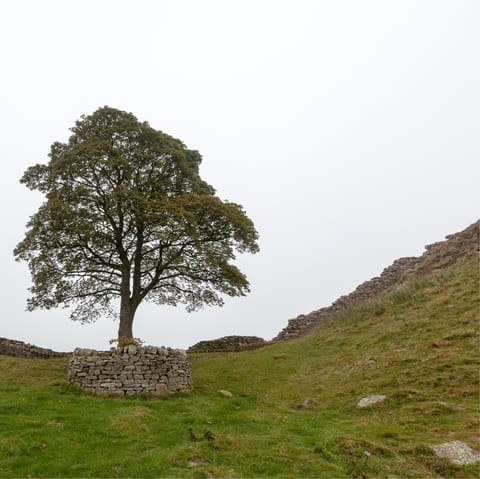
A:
0 337 67 359
402 220 479 280
273 220 479 341
68 345 192 396
327 256 421 314
188 335 266 353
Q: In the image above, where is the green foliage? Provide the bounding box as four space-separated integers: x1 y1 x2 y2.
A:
0 257 478 478
14 107 259 336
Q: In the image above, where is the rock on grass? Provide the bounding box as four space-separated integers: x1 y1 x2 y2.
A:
431 440 480 465
218 389 233 398
356 394 387 408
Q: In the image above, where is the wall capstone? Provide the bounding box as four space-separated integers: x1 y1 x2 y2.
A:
68 345 192 396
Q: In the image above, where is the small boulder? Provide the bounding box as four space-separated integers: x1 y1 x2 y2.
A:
431 440 480 465
218 389 233 398
356 394 387 408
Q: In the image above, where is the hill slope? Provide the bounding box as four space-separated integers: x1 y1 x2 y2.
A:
0 254 478 478
274 220 478 341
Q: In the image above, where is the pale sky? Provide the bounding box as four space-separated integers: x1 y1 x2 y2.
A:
1 1 478 351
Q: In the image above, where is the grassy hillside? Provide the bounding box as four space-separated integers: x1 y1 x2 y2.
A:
0 254 478 478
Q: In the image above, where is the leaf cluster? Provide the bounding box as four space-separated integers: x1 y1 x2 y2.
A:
15 106 259 323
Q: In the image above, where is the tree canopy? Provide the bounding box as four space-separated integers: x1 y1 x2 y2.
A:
15 107 259 341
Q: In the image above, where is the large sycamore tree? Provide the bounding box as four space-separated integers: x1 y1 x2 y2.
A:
15 107 259 341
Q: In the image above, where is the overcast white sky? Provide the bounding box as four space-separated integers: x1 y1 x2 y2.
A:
1 1 478 351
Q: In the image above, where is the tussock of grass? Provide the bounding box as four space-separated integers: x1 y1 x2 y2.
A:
0 256 478 478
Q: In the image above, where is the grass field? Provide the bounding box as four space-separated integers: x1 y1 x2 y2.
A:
0 254 478 478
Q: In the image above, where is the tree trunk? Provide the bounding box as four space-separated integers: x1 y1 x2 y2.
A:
118 265 136 341
118 274 137 343
118 295 134 339
118 296 136 341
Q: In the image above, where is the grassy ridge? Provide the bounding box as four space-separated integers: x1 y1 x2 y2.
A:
0 254 478 478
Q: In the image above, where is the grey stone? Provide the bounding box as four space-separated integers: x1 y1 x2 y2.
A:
218 389 234 398
356 394 387 408
431 441 480 465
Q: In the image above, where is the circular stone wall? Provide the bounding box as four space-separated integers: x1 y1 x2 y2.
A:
68 345 192 396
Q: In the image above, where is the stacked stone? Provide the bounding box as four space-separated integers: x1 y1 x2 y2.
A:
328 256 420 313
273 309 329 341
402 220 479 280
188 335 266 353
273 256 420 342
68 345 192 396
273 220 479 342
0 337 67 359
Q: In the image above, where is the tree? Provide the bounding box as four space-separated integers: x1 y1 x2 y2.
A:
15 107 259 342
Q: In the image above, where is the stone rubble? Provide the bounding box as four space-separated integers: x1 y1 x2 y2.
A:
68 345 192 396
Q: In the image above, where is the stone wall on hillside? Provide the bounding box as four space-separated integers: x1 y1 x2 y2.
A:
273 255 423 341
328 256 421 314
0 337 67 359
402 220 479 280
273 220 479 342
68 346 192 396
188 335 266 353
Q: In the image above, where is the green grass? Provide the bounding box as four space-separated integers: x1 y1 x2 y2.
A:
0 254 479 478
